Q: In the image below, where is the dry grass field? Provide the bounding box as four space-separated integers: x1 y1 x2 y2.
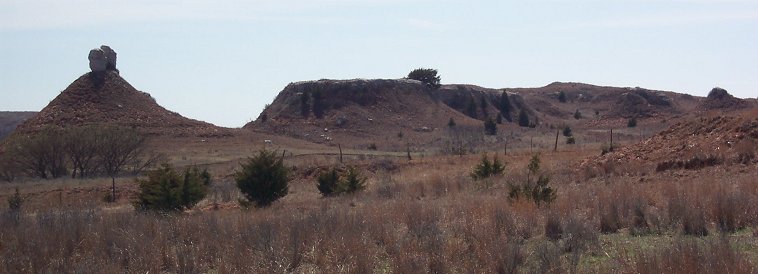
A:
1 139 756 273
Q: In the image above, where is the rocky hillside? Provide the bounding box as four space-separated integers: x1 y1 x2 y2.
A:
700 87 754 111
247 78 758 151
0 111 37 140
246 79 483 149
580 110 758 173
509 82 702 120
14 71 231 137
436 84 533 122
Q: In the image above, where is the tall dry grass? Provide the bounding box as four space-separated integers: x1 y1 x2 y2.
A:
1 151 757 273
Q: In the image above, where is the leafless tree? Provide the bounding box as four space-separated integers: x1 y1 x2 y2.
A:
98 127 146 202
64 126 102 178
7 127 68 179
0 152 20 182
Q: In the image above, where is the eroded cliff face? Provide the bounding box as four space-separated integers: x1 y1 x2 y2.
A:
245 79 485 148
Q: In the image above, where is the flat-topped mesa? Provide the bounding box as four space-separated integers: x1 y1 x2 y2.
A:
88 45 118 73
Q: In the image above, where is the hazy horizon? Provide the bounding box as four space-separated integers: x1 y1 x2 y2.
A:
2 0 757 127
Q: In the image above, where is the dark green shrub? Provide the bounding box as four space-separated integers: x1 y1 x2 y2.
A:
235 150 290 207
545 214 563 241
566 136 576 144
484 117 497 135
312 90 324 119
573 109 582 119
471 154 505 180
480 96 489 116
518 109 530 127
508 154 556 205
317 166 367 197
627 117 637 128
447 117 456 128
134 164 209 211
407 68 441 89
562 126 572 137
367 143 378 150
300 91 310 117
7 188 22 212
558 91 567 103
465 96 478 118
317 168 341 196
499 91 512 121
343 166 366 193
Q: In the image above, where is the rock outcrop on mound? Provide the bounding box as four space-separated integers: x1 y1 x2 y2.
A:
88 45 118 73
700 87 750 110
15 71 230 137
612 88 674 118
9 46 231 137
14 47 230 137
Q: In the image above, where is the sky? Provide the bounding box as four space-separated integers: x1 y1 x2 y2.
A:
1 0 757 128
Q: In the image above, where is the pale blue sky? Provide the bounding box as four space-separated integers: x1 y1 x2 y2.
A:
1 0 757 127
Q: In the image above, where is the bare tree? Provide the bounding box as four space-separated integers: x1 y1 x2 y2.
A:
445 125 484 156
98 127 146 202
0 152 20 182
64 126 102 178
7 127 68 179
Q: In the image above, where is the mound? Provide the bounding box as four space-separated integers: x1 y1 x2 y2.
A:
245 79 480 149
700 87 751 111
511 82 686 120
0 111 37 140
14 71 230 137
580 113 758 173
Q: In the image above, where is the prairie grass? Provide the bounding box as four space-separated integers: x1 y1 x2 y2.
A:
1 148 757 273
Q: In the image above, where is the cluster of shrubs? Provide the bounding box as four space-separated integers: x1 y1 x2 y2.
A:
470 154 504 180
469 153 556 205
133 164 211 211
134 149 373 212
562 126 575 144
133 149 292 212
508 154 556 205
317 166 367 196
655 154 722 172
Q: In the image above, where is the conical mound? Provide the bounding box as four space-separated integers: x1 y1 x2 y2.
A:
15 71 229 137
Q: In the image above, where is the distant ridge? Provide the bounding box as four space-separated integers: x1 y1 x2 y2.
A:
0 111 37 140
